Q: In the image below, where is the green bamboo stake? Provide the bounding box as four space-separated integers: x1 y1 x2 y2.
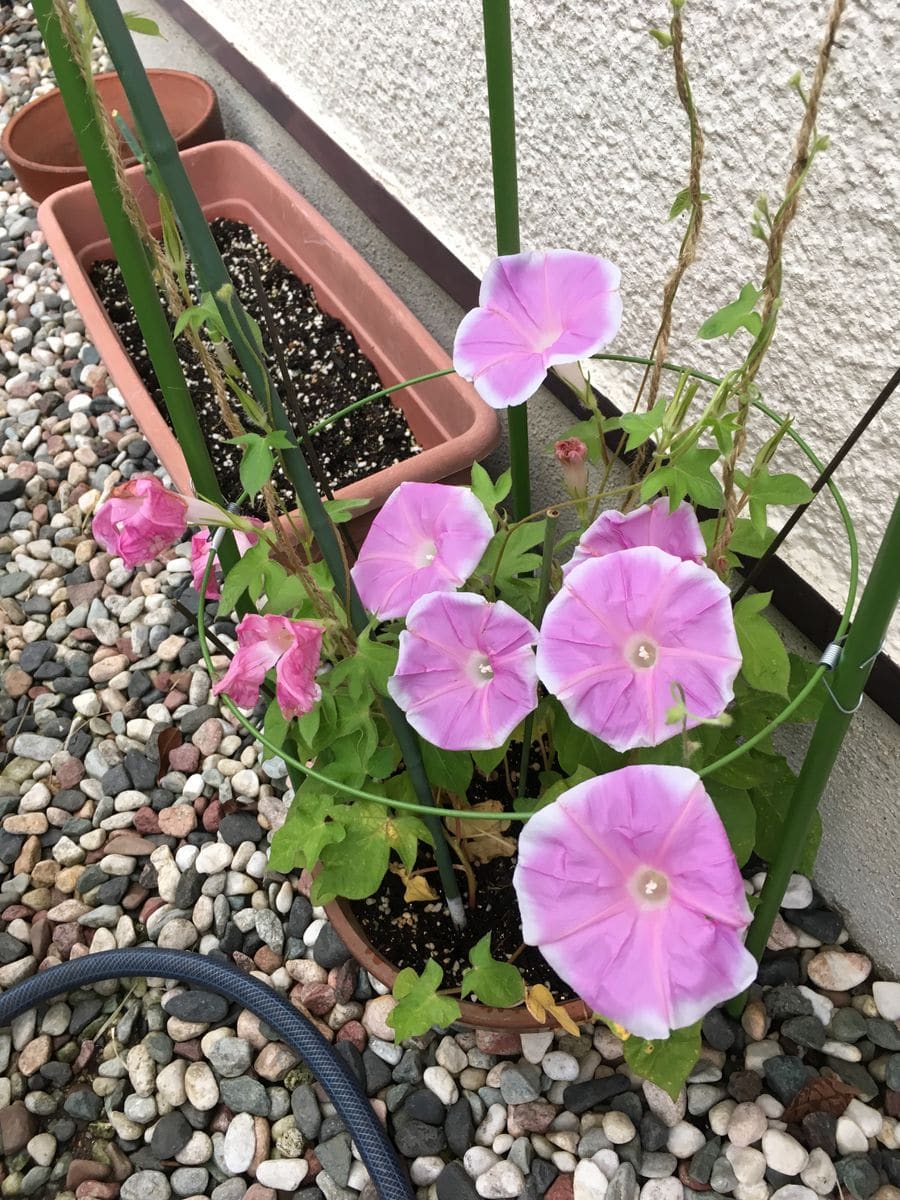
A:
32 1 227 518
87 0 467 925
482 0 530 522
729 491 900 1015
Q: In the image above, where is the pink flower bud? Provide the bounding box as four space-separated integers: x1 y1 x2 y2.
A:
554 437 589 499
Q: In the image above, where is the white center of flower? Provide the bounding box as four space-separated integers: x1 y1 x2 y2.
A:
631 867 670 907
415 540 438 568
625 634 658 670
469 654 494 685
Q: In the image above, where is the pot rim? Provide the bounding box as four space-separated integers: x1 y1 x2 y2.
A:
0 68 218 175
325 895 592 1034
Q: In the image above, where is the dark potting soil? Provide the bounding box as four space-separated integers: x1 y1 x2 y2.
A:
89 218 420 514
350 756 576 1000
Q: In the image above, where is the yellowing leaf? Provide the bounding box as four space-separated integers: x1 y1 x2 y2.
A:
444 800 516 864
390 864 439 902
524 983 581 1037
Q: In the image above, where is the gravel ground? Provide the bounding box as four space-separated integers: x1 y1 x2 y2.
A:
2 6 900 1200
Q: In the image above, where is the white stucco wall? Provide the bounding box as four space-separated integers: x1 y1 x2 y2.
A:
181 0 900 658
129 0 899 970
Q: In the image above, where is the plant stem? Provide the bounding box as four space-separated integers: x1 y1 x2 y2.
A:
517 510 559 798
481 0 530 522
728 491 900 1016
33 1 231 543
87 0 465 924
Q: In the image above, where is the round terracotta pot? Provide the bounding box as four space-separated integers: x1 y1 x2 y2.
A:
326 897 592 1034
1 69 224 202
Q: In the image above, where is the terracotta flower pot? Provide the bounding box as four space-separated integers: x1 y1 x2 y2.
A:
38 140 500 518
1 70 224 203
326 897 591 1034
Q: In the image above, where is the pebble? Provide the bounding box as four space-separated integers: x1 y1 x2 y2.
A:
762 1129 809 1175
806 949 872 991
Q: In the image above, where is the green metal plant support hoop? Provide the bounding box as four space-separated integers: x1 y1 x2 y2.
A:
195 356 859 824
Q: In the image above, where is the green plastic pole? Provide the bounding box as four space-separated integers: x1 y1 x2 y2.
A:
733 491 900 1008
482 0 531 521
87 0 466 925
31 1 227 514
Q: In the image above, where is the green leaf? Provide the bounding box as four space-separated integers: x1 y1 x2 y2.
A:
479 520 548 590
472 745 510 776
668 187 710 221
641 447 723 510
311 802 432 904
460 934 525 1008
735 468 814 507
218 539 269 616
262 696 290 753
733 592 790 696
551 700 624 776
235 434 274 500
649 27 673 48
421 742 473 796
268 794 345 873
751 761 822 875
698 283 762 340
356 636 398 694
123 11 163 36
387 960 461 1041
705 781 756 866
606 397 667 453
623 1021 702 1098
784 654 826 723
470 462 511 521
699 517 775 561
322 497 372 524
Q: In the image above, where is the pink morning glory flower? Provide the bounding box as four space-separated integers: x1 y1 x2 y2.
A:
452 250 623 409
351 482 494 620
537 546 741 751
93 475 224 569
191 520 263 600
212 613 323 719
513 764 757 1040
563 498 706 579
387 592 538 750
555 437 589 501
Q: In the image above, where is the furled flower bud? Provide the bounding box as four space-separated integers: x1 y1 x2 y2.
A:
554 437 589 500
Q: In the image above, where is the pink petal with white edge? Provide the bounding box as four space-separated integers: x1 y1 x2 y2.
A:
513 765 756 1039
537 547 740 751
387 591 538 751
453 250 623 410
351 482 493 619
564 498 707 578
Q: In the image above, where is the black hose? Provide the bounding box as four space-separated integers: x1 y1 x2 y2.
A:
0 949 413 1200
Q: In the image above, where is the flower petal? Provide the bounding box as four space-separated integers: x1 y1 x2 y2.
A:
212 614 287 710
93 476 188 568
564 498 707 578
513 765 755 1040
387 592 538 750
538 547 740 751
453 249 622 410
351 482 494 619
275 622 324 720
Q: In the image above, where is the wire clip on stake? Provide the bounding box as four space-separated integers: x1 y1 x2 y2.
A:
817 638 882 716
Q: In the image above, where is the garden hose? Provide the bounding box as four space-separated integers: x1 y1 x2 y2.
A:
0 949 413 1200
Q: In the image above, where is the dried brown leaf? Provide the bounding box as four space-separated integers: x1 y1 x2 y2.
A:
782 1075 858 1123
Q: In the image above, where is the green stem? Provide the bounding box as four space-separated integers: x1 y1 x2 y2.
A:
517 510 559 798
33 1 230 530
481 0 530 521
87 0 464 923
729 491 900 1016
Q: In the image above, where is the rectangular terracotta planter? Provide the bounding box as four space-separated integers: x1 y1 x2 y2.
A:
38 140 499 517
